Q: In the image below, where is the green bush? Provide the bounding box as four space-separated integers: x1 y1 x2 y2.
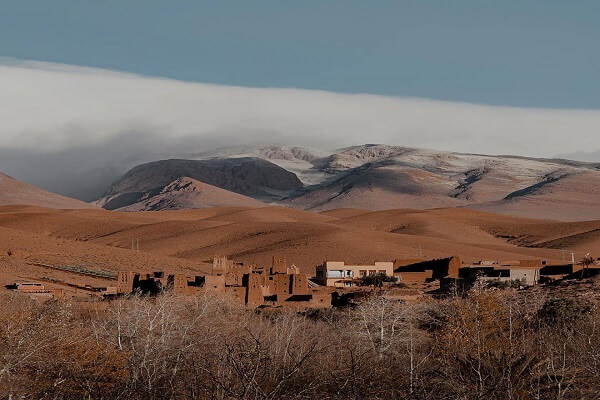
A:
360 273 398 287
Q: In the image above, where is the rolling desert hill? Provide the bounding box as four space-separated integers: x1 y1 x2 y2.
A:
469 171 600 221
116 177 267 211
0 172 95 209
1 204 599 298
98 144 600 221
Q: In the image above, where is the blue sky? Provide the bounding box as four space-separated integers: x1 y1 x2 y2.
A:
2 0 599 108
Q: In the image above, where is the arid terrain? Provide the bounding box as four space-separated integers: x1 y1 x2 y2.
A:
0 172 95 210
1 144 599 400
2 202 599 297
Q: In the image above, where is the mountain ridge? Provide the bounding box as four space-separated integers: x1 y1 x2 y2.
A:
97 144 600 221
98 157 302 210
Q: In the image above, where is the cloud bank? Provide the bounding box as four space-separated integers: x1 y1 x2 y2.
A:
3 59 600 155
0 59 598 199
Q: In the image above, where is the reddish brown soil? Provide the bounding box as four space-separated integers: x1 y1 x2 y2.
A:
0 172 95 209
1 205 598 298
117 177 267 211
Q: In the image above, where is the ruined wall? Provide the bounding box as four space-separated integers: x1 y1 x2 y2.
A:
117 271 134 294
225 270 245 286
212 256 235 274
398 271 433 284
172 274 189 295
287 265 301 275
310 291 332 307
246 274 265 307
448 256 462 278
204 275 226 291
112 256 333 308
227 286 247 305
271 256 287 275
268 273 292 297
291 274 309 295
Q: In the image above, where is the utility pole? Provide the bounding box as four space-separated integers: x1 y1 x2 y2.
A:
132 237 140 252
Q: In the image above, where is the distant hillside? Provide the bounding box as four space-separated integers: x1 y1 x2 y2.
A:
0 172 95 209
98 145 600 221
97 158 302 210
117 177 266 211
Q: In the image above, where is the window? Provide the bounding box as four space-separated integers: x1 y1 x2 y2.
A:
359 270 367 277
327 270 344 278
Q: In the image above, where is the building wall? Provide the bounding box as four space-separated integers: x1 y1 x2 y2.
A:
287 265 301 275
212 256 234 274
509 268 539 285
117 271 134 294
447 256 462 278
316 261 394 287
291 274 309 295
519 260 545 269
204 274 226 291
310 291 331 307
398 271 433 284
115 257 332 308
271 256 288 275
227 286 247 304
246 273 266 306
393 259 426 269
269 273 292 297
172 274 189 295
394 256 462 281
225 270 245 286
458 265 541 286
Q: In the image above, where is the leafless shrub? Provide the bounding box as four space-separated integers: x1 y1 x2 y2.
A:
0 289 598 399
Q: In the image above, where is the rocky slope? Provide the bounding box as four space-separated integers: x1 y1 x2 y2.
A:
282 145 600 217
99 144 600 221
117 177 266 211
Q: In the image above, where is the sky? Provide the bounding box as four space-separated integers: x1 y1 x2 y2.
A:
2 0 600 108
0 1 599 198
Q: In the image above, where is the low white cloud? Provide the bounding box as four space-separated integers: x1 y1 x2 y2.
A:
1 59 599 157
0 58 598 200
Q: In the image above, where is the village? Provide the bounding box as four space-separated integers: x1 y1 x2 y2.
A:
8 253 600 307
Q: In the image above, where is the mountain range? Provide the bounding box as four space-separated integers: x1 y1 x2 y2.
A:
0 144 597 221
94 144 600 221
